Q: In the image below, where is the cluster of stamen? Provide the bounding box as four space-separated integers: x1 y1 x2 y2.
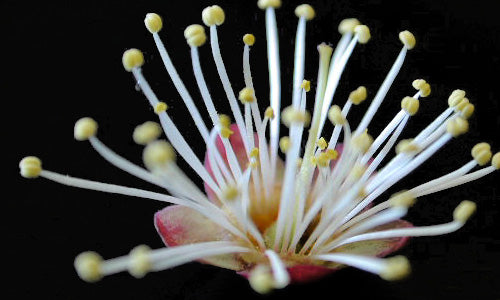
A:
20 0 499 294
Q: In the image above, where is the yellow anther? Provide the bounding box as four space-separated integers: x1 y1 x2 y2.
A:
455 98 474 118
250 147 259 158
492 152 500 169
295 4 315 20
265 107 275 119
471 143 492 166
317 152 331 167
238 87 255 103
249 265 274 294
390 190 417 208
325 149 338 160
74 251 103 282
349 86 367 105
446 117 469 137
279 136 291 153
184 24 206 47
220 127 234 139
338 18 361 34
219 114 231 128
257 0 281 10
351 131 373 153
328 105 345 125
281 106 311 127
122 49 144 72
399 30 416 50
459 103 475 119
317 137 328 150
154 102 168 114
455 97 469 111
133 121 162 145
243 34 255 46
380 256 411 281
412 79 425 90
202 5 225 26
448 89 466 107
354 25 371 44
401 96 420 116
144 13 163 34
453 200 477 223
471 142 491 157
129 245 152 278
74 117 98 141
19 156 42 178
300 80 311 92
396 139 419 154
143 140 176 170
223 185 239 201
412 79 431 97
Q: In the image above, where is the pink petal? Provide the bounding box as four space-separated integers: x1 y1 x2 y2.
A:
239 220 413 284
154 205 249 271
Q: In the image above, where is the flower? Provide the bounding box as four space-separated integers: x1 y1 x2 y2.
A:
19 0 500 294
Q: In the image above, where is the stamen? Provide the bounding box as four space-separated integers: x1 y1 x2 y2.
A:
74 117 98 141
242 39 274 196
326 92 356 150
329 201 477 251
265 250 290 288
142 140 175 171
401 96 420 116
249 265 274 294
338 191 416 232
19 156 42 179
346 126 458 223
315 254 411 281
36 168 246 239
317 29 362 140
126 57 221 194
144 13 162 34
416 163 498 196
317 205 409 253
399 30 416 50
133 121 162 145
122 48 144 72
274 106 307 250
206 6 250 154
75 241 250 282
243 33 255 46
412 79 431 97
144 19 211 141
184 24 207 48
360 114 410 181
355 31 415 135
259 0 282 189
202 5 225 26
410 143 491 197
189 41 241 183
296 43 333 215
292 4 315 107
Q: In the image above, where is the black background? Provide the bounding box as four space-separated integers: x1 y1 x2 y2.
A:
4 0 500 299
